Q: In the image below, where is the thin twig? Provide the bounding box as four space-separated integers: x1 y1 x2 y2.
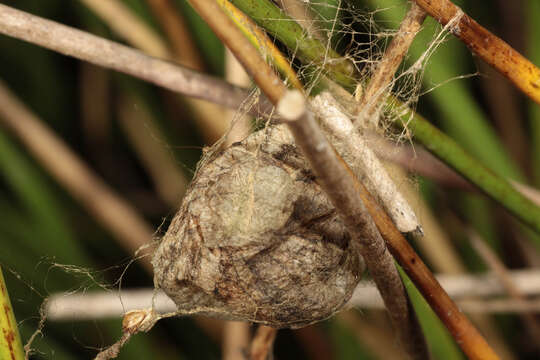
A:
359 3 427 127
412 0 540 104
79 0 171 59
284 101 426 360
371 135 540 209
0 4 263 115
145 0 206 70
0 79 154 271
78 0 231 143
222 321 250 360
249 326 277 360
469 230 540 344
45 269 540 320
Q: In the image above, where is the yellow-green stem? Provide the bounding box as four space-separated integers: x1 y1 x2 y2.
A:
0 267 24 360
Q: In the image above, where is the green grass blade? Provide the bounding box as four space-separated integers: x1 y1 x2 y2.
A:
0 267 25 360
403 110 540 238
398 266 464 360
228 0 358 90
369 0 524 181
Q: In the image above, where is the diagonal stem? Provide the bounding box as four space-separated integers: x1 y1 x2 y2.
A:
249 326 277 360
411 0 540 104
0 4 261 113
0 267 24 360
359 3 427 127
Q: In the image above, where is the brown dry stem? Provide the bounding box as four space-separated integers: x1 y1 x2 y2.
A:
45 269 540 320
0 4 261 115
359 3 427 126
222 321 250 360
80 0 170 59
355 175 498 359
79 0 227 143
282 98 428 360
145 0 206 70
413 0 540 104
187 0 285 104
249 326 277 360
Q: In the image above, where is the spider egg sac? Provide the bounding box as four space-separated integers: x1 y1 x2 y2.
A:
152 124 364 328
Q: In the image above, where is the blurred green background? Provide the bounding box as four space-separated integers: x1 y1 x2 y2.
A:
0 0 539 359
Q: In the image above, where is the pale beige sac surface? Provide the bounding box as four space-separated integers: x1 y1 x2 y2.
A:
152 125 365 328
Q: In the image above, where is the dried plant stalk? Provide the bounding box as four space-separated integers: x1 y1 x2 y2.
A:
222 321 250 360
359 3 427 126
311 92 420 234
45 269 540 320
280 94 429 359
249 325 277 360
413 0 540 104
79 0 170 59
145 0 206 70
0 4 258 113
